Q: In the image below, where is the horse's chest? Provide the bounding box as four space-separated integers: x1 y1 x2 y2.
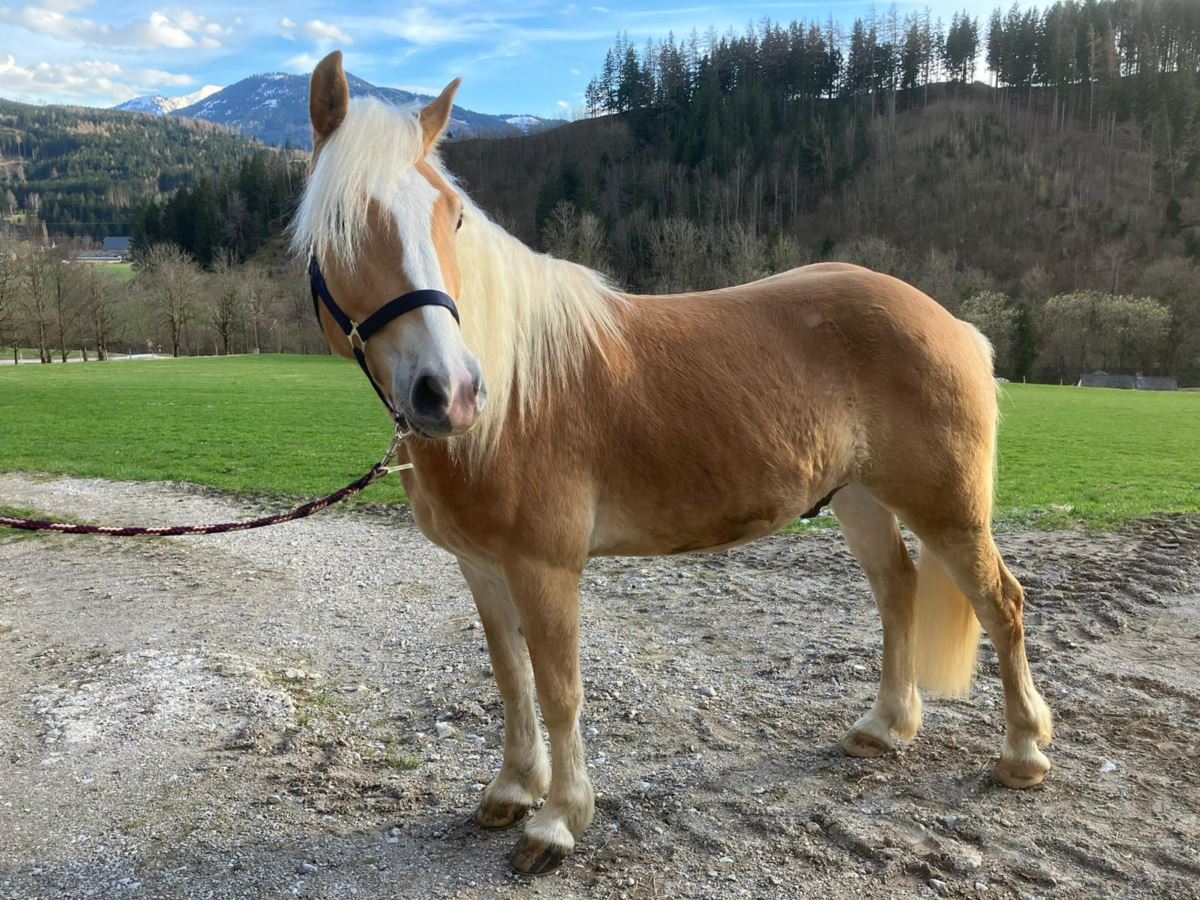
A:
402 474 497 570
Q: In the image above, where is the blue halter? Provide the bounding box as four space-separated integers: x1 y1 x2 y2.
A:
308 256 461 422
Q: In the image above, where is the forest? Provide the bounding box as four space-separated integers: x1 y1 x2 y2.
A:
1 0 1198 384
0 100 273 241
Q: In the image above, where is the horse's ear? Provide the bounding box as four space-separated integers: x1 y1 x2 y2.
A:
310 51 350 142
419 78 462 155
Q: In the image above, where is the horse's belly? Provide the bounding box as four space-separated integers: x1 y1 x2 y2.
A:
588 494 810 557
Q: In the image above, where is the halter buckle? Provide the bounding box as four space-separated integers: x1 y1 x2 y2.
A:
347 322 365 351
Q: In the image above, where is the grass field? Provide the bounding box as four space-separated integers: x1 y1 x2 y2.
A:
96 261 135 283
1 356 1197 528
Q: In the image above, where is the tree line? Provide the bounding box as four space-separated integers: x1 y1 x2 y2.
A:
0 239 322 363
131 152 306 265
537 203 1193 383
585 1 1199 128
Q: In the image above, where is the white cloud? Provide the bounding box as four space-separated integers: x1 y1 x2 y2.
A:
281 51 320 73
300 19 352 44
570 67 581 75
370 8 497 46
555 99 569 109
0 6 89 41
138 67 195 87
0 4 229 50
0 52 194 104
280 17 352 45
110 11 198 49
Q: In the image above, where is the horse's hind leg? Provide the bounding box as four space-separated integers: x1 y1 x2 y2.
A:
913 526 1053 787
832 485 923 757
458 560 551 828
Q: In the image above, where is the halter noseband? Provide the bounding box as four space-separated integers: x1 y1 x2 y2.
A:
308 256 461 423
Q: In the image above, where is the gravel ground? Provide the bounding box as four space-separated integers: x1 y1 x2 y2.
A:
1 472 1198 900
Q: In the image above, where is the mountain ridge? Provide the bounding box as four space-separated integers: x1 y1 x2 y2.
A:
112 71 564 148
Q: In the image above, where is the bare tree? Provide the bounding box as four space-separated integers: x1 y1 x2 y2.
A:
832 235 904 276
0 239 19 362
541 201 612 274
47 252 85 363
1040 291 1171 378
210 251 246 355
1136 256 1200 379
79 262 114 360
646 217 708 292
141 243 201 357
242 262 270 354
276 258 322 354
21 243 53 363
960 291 1018 375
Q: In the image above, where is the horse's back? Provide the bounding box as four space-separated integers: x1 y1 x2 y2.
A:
588 264 998 548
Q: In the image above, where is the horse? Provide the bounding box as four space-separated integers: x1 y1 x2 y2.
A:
292 51 1054 876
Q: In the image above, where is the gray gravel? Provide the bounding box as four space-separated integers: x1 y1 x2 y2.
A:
1 472 1198 899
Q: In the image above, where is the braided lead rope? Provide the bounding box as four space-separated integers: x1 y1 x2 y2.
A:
0 427 413 537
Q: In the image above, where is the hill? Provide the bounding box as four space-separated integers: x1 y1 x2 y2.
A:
447 83 1197 295
445 86 1199 386
444 2 1200 385
169 72 562 148
0 98 275 240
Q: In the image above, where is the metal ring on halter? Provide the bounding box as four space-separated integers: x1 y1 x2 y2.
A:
378 423 416 474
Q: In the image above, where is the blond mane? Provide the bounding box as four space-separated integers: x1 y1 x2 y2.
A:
291 98 624 467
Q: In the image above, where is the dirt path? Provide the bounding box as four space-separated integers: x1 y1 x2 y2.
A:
1 472 1198 899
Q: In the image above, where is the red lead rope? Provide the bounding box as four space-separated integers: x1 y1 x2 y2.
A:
0 428 411 537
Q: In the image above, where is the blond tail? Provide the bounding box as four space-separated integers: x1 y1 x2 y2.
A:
914 543 982 698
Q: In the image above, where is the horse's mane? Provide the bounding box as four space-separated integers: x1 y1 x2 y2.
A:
291 98 623 468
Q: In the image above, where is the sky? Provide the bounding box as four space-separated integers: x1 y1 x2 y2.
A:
0 0 985 118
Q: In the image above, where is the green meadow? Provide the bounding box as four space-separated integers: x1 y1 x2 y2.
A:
0 356 1197 528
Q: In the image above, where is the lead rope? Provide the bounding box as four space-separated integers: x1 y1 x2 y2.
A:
0 425 413 537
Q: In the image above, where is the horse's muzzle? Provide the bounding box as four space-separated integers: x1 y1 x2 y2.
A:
406 361 486 437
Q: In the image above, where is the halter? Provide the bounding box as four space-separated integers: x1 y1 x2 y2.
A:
308 256 461 423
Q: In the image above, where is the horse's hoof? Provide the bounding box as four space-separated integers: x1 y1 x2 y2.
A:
840 727 894 758
996 756 1050 789
509 834 570 876
474 800 530 830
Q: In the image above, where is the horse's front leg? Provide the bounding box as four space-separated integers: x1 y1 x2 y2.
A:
503 560 592 876
458 560 550 829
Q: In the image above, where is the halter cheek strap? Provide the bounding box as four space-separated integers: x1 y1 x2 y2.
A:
308 256 461 422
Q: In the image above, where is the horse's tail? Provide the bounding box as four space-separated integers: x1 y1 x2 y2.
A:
913 544 981 698
912 319 993 698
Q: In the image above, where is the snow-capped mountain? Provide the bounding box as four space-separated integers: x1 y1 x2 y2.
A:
502 114 564 135
157 72 556 148
114 85 223 117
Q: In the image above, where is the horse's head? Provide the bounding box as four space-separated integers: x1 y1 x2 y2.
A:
298 51 484 439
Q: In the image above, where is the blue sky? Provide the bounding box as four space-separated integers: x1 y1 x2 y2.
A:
0 1 985 118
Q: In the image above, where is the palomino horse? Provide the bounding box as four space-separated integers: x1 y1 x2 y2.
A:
293 51 1053 875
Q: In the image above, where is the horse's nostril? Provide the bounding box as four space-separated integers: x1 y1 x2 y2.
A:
410 371 451 418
